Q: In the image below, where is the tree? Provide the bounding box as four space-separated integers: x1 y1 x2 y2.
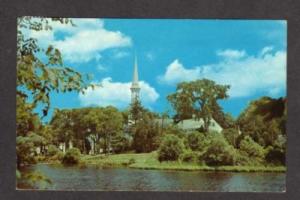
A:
132 111 160 153
168 79 230 132
222 128 240 148
211 101 235 129
129 99 144 124
16 17 90 168
50 109 76 148
17 17 90 117
237 96 286 147
100 106 124 154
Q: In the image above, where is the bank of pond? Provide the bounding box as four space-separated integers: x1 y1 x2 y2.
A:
17 162 285 192
17 152 286 191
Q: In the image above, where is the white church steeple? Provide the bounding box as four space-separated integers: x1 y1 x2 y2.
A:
130 55 140 104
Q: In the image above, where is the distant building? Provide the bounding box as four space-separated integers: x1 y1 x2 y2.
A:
128 55 141 126
130 55 140 105
128 55 223 133
154 116 223 133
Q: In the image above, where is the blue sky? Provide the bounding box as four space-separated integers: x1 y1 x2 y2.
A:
27 18 287 121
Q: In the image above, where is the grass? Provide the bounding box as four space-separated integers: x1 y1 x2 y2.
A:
79 152 286 172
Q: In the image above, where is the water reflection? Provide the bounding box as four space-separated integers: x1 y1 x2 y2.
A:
18 164 285 192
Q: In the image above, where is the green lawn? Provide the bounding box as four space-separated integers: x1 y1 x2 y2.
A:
80 152 286 172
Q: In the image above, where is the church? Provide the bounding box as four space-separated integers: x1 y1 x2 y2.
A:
128 56 223 133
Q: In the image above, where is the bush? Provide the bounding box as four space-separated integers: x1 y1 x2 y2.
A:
180 150 197 162
16 136 36 167
158 135 184 162
186 131 208 151
240 136 265 159
202 134 236 166
62 148 81 165
128 158 136 165
51 151 64 162
47 145 59 157
265 146 285 165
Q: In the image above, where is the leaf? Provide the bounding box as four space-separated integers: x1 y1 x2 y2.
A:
46 45 53 56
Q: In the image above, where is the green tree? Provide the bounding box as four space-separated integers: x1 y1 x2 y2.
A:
222 128 240 148
129 99 144 124
16 17 90 168
100 106 124 154
132 111 160 153
237 96 286 147
168 79 230 132
17 17 90 117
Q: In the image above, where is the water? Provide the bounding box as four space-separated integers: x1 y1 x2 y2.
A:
18 164 286 192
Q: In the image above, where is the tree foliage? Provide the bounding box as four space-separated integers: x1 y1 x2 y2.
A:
239 136 265 160
237 96 286 147
202 133 236 166
62 148 81 165
168 79 230 132
158 134 185 162
17 17 90 118
132 111 160 153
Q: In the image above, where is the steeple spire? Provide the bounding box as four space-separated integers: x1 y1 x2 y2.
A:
132 54 139 88
130 54 141 104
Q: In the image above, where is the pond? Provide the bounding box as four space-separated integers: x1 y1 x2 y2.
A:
17 164 285 192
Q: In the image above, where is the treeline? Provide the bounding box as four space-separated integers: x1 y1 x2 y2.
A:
17 94 286 168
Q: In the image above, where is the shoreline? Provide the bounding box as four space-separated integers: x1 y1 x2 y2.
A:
36 153 286 173
34 161 286 173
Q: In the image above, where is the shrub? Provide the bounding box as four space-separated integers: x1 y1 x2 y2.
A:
51 151 64 162
186 131 208 151
240 136 265 159
158 135 184 162
265 146 285 165
62 148 81 165
16 136 36 167
128 158 136 165
47 145 59 157
180 150 197 162
202 134 236 166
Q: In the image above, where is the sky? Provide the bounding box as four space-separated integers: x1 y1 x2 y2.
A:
26 18 287 121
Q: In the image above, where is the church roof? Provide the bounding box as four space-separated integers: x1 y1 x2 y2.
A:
176 118 223 133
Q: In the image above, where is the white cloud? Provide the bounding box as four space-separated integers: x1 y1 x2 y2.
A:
260 46 274 56
79 77 159 108
27 18 132 63
158 48 286 98
113 51 130 59
158 59 201 84
217 49 246 59
96 64 108 72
